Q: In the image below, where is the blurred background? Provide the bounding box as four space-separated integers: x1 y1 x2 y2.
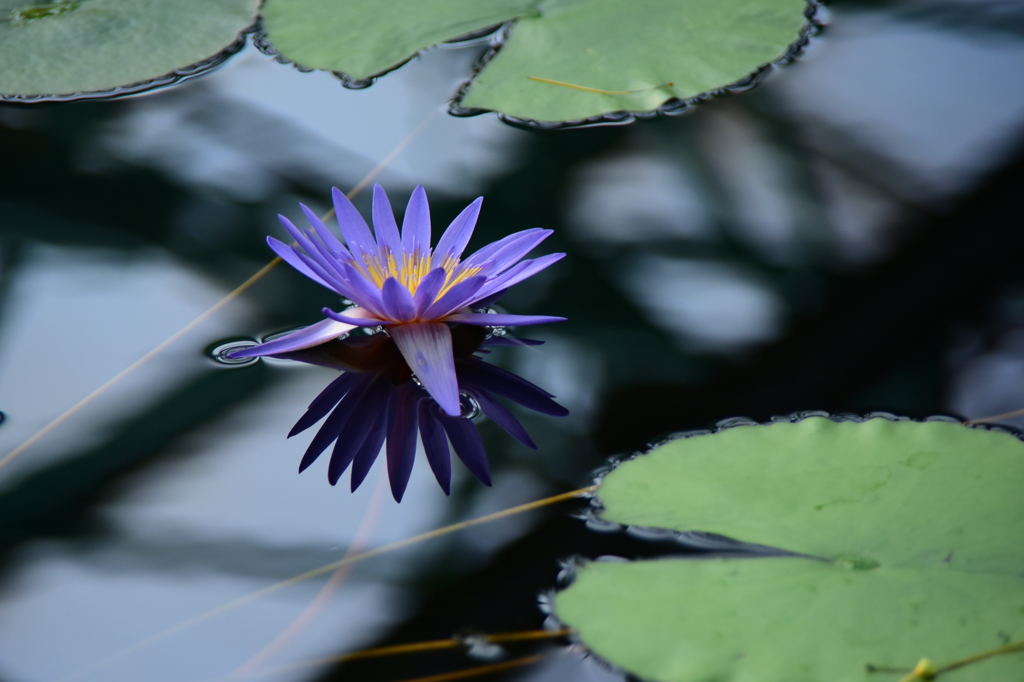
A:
2 0 1024 680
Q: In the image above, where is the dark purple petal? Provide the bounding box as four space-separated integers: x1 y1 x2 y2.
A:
386 382 420 502
322 308 386 327
482 336 545 347
440 416 491 486
349 391 392 492
288 371 359 437
371 184 404 258
471 389 536 448
341 264 386 315
380 277 417 322
420 275 487 320
432 197 482 266
267 236 335 291
463 228 552 274
412 267 446 316
227 318 355 359
402 185 431 256
418 401 451 495
299 374 374 473
444 313 566 327
300 203 350 259
328 377 390 485
389 322 460 416
472 253 565 302
332 187 377 256
456 358 568 416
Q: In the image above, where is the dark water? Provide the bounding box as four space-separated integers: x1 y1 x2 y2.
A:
2 2 1024 681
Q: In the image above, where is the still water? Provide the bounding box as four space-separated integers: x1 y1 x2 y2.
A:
2 3 1024 681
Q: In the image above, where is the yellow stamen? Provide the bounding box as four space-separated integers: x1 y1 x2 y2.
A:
352 248 483 309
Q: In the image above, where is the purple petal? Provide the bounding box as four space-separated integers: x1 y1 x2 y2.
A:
418 401 451 495
329 377 389 485
322 308 386 327
279 215 347 282
386 383 420 502
349 389 392 492
412 267 446 316
267 237 335 291
420 275 487 320
457 358 568 416
473 253 565 302
298 374 374 473
402 185 431 256
332 187 377 256
389 322 460 416
340 263 385 315
371 184 404 258
300 203 350 259
380 277 417 322
463 228 552 273
440 416 491 486
471 389 536 449
288 372 359 438
444 313 566 327
227 318 355 359
432 197 482 266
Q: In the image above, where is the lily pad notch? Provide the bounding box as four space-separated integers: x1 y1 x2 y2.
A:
551 412 1024 682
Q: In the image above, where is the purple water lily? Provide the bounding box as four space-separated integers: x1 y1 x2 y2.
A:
229 185 565 417
272 327 568 502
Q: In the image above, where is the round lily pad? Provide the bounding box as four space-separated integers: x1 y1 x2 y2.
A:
259 0 820 126
554 416 1024 681
0 0 260 101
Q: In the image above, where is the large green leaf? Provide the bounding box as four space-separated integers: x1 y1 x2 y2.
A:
555 417 1024 681
0 0 259 100
259 0 817 125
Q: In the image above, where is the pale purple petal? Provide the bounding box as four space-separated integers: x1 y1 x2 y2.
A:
322 308 386 327
386 382 420 501
300 203 350 259
401 185 431 256
278 215 342 277
371 184 404 258
341 263 386 315
463 228 552 273
380 277 417 322
472 253 565 301
389 322 460 416
440 416 491 486
420 275 487 320
412 267 446 315
292 242 352 295
418 401 451 495
227 318 355 359
267 236 334 291
444 313 565 327
332 187 377 256
432 197 482 266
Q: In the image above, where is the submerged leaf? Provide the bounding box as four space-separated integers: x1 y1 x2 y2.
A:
555 417 1024 681
259 0 818 125
0 0 259 100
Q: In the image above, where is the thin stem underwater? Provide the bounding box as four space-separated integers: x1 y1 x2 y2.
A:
0 106 439 475
58 486 596 682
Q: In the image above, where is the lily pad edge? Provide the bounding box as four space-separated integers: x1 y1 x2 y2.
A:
539 410 1023 681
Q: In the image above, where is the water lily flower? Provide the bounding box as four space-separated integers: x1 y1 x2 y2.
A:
229 185 565 417
272 326 568 502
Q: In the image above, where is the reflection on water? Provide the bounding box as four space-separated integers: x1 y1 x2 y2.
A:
1 3 1024 681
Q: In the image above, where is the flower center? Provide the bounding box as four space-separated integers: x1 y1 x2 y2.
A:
357 249 482 302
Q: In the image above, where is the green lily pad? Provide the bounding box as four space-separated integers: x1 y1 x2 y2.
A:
554 416 1024 681
0 0 259 100
259 0 819 126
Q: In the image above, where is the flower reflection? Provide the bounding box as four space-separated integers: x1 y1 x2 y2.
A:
229 184 565 417
272 325 568 502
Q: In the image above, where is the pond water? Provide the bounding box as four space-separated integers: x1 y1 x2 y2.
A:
2 3 1024 681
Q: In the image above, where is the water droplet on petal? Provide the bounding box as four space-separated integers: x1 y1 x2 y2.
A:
460 393 482 421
